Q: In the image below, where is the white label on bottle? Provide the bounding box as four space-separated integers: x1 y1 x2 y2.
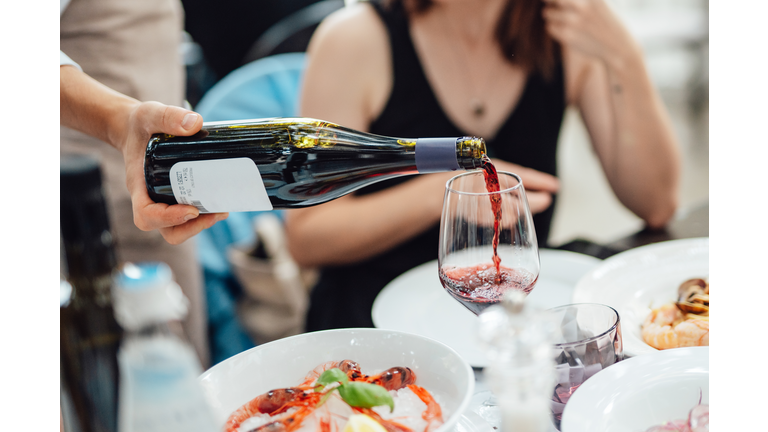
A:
169 158 273 213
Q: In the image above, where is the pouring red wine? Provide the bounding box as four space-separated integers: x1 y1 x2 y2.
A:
437 156 540 315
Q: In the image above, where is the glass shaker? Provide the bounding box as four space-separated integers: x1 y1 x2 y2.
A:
478 291 556 432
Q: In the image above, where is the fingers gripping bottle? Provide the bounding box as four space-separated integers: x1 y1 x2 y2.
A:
113 262 217 432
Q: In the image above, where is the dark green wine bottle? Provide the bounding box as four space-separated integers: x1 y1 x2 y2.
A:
144 117 486 213
60 154 123 432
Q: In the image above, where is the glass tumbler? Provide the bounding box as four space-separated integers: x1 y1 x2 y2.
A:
548 303 623 430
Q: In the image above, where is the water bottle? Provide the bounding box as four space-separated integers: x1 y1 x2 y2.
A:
113 262 217 432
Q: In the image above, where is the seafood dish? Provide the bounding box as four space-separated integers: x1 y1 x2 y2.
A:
641 278 709 350
226 359 444 432
644 397 709 432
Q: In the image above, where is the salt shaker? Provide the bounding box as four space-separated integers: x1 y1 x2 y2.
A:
478 291 555 432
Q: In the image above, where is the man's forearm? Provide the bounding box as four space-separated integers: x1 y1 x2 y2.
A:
60 65 139 152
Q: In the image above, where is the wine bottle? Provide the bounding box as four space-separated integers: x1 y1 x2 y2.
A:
144 117 486 213
60 154 123 432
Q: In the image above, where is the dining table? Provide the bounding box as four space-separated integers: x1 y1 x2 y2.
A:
447 201 709 432
554 201 709 259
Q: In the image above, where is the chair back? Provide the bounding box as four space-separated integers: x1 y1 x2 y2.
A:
241 0 344 65
195 52 306 120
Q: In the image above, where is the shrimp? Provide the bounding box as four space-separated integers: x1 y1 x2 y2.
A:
642 303 709 350
302 360 363 387
245 406 317 432
406 385 443 432
225 388 323 432
365 367 417 391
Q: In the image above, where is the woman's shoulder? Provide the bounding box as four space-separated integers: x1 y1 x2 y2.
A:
309 2 389 54
301 2 392 129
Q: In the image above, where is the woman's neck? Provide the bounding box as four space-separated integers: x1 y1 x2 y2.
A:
427 0 506 45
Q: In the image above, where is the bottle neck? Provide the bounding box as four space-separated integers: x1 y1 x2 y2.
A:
414 137 486 173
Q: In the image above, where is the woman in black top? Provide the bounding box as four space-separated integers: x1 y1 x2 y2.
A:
286 0 680 331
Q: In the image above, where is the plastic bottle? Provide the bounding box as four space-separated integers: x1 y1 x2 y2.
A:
113 262 218 432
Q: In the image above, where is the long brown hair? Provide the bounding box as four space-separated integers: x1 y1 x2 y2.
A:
384 0 560 80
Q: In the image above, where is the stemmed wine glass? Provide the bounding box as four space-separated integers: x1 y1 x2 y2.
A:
438 170 540 315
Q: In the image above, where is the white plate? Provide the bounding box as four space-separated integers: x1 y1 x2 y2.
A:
453 411 495 432
199 328 474 432
560 346 709 432
572 238 709 358
372 249 602 368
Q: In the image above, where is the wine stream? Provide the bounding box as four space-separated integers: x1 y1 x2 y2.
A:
481 155 502 283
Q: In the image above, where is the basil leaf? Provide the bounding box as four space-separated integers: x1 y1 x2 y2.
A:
315 368 349 392
338 382 394 412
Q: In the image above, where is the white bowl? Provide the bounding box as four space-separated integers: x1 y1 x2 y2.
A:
199 328 475 432
560 346 709 432
572 238 709 357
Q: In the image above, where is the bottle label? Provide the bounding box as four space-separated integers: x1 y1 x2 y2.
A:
169 158 273 213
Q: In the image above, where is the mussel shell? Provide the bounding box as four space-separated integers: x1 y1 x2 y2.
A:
678 278 709 302
676 301 709 314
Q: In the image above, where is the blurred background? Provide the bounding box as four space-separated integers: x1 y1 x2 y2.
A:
180 0 709 247
175 0 708 361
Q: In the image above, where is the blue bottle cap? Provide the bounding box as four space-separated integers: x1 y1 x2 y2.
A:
115 262 173 292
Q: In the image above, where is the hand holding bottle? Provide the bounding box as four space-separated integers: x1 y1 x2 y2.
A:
118 102 228 244
60 65 229 246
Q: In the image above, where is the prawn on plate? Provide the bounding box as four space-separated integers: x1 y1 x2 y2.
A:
641 278 709 350
641 303 709 350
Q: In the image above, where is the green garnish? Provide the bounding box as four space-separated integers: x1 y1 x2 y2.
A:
313 368 395 413
338 382 395 413
315 368 349 392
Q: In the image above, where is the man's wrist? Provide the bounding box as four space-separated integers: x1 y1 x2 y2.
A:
105 98 141 153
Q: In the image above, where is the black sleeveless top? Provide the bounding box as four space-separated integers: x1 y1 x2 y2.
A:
305 1 566 331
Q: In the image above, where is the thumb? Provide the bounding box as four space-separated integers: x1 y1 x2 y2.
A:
140 102 204 137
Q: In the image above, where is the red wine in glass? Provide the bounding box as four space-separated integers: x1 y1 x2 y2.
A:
481 155 503 282
439 263 537 315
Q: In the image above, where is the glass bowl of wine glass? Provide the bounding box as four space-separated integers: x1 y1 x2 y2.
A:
438 170 540 316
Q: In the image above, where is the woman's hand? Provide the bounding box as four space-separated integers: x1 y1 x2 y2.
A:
490 159 560 215
116 102 229 245
541 0 640 66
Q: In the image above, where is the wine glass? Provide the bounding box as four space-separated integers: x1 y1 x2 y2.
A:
438 170 540 316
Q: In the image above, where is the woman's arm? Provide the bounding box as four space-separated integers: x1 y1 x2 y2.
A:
60 65 228 244
545 0 681 228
